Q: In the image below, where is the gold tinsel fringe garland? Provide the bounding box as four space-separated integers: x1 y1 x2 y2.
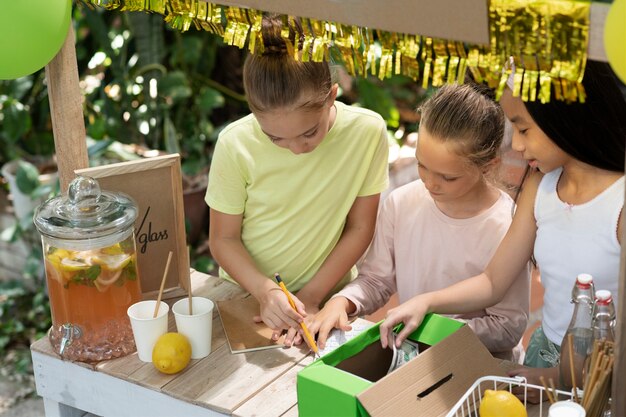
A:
82 0 590 102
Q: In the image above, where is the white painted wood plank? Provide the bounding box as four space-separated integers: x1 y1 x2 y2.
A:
42 398 86 417
32 351 225 417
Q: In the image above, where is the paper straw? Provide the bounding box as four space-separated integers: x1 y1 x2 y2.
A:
153 251 173 318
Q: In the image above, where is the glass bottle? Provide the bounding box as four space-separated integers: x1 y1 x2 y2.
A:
591 290 615 417
559 273 594 389
591 290 615 343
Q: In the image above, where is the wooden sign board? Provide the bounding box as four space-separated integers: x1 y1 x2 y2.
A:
75 154 190 299
208 0 490 45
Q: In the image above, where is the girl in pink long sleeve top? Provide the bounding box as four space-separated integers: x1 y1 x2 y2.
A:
312 83 530 361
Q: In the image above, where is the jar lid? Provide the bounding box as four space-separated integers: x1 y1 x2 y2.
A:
33 176 138 241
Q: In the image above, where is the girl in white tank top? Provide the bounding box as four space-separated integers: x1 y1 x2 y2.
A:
377 61 626 403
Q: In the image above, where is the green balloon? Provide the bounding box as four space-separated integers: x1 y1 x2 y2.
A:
0 0 72 80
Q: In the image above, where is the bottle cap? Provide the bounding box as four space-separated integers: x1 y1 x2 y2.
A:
595 290 612 304
576 273 593 287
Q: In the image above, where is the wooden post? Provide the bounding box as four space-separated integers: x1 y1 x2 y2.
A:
613 154 626 416
45 24 89 193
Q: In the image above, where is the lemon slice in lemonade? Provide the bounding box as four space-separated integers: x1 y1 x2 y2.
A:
92 253 132 271
101 243 124 256
46 248 71 267
60 257 91 272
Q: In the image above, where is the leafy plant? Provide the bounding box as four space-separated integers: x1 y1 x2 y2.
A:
190 253 217 276
10 160 57 202
1 161 57 220
0 279 51 381
0 75 56 165
74 7 248 180
0 163 56 387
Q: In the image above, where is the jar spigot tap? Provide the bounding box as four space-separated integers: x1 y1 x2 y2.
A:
59 323 82 356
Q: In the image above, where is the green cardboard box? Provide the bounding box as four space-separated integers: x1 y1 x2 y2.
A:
297 314 506 417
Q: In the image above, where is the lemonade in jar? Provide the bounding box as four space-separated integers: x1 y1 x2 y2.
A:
34 176 142 362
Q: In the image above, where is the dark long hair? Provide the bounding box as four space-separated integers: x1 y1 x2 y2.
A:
524 60 626 172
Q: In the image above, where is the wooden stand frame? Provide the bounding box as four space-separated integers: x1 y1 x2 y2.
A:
44 5 624 415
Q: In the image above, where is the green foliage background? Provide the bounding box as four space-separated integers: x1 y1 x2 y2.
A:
0 4 423 389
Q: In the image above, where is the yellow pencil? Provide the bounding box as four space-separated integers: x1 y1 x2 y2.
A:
274 273 319 355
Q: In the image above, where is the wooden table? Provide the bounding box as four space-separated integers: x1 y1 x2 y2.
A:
31 270 556 417
30 270 318 417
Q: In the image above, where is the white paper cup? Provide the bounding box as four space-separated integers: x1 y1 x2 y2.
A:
127 300 169 362
548 400 586 417
172 297 214 359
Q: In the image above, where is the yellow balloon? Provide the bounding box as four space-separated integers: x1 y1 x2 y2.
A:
604 0 626 84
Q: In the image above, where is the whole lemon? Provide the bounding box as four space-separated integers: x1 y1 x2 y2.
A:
479 389 527 417
152 332 192 374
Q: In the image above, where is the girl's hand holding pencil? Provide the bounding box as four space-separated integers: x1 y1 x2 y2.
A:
282 295 321 347
276 302 318 348
252 277 306 332
273 274 320 355
251 273 319 354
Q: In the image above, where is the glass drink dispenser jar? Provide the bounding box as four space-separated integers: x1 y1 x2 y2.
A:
34 176 142 362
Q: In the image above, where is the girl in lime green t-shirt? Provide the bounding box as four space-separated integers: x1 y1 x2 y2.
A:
206 14 389 347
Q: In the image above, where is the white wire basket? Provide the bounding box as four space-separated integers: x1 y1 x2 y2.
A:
446 375 574 417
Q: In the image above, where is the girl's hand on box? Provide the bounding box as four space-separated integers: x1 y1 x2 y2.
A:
308 297 353 349
379 295 428 349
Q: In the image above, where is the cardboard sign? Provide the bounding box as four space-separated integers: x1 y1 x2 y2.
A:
75 154 190 299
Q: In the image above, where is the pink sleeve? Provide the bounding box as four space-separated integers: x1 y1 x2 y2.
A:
333 197 398 316
464 263 531 354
